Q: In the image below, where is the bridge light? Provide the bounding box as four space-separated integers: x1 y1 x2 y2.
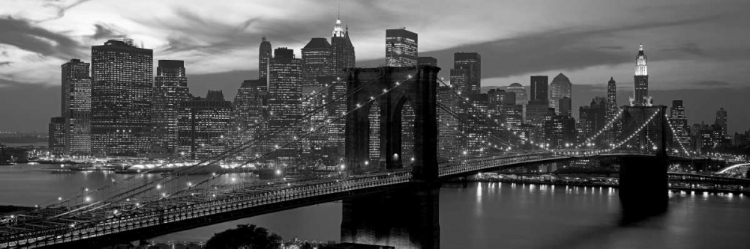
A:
156 184 161 190
85 196 91 202
275 169 282 175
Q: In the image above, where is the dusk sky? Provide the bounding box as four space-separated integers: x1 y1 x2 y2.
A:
1 0 749 133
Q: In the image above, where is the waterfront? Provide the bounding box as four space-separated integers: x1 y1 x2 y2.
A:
1 164 749 248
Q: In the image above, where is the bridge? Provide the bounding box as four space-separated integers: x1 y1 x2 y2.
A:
1 66 742 248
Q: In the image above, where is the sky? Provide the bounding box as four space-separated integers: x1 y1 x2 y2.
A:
0 0 749 133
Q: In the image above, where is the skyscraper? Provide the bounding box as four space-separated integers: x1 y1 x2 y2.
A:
152 60 190 155
605 77 619 144
579 97 607 145
91 39 153 156
331 18 355 74
558 97 572 117
549 73 571 114
631 44 650 106
49 117 65 156
715 107 728 137
232 79 268 159
507 83 527 105
301 38 333 87
454 52 481 95
450 69 469 94
268 47 303 160
385 28 418 67
259 37 272 80
606 77 618 119
530 76 549 104
61 59 91 155
670 100 690 149
177 91 232 160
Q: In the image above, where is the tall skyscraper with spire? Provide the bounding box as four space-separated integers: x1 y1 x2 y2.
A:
331 17 355 74
328 16 355 155
631 44 650 106
259 37 272 80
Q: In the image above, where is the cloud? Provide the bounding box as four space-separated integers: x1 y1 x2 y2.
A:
39 0 93 22
88 23 127 40
0 61 12 67
0 16 84 60
693 80 731 87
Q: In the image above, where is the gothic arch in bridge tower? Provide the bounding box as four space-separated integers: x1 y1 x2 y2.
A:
345 66 441 181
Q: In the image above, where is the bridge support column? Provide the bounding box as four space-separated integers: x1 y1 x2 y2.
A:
618 156 668 222
341 183 440 249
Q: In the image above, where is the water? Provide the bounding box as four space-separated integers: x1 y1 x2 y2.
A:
1 164 749 248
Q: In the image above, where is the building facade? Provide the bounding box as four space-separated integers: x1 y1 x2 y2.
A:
268 48 303 161
454 52 481 95
49 117 66 156
301 38 334 87
152 60 190 155
177 91 232 160
715 107 728 137
385 28 418 67
530 75 549 104
549 73 571 114
61 59 92 155
670 100 690 150
91 39 153 156
507 83 527 105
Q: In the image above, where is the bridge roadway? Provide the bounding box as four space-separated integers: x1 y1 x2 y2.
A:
0 151 727 248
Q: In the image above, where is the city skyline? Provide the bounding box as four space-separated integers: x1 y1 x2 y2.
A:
1 0 749 133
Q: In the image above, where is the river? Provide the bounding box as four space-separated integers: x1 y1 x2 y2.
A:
1 164 749 248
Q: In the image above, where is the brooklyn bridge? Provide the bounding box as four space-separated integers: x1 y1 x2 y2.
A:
1 66 743 248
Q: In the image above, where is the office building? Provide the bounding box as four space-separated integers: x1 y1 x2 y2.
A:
91 39 153 156
268 47 303 161
450 69 469 94
49 117 66 156
549 73 572 114
152 60 190 155
385 28 418 67
454 52 481 94
670 100 690 150
544 115 576 149
507 83 527 105
232 79 268 159
715 107 728 137
301 38 334 87
530 76 548 104
559 97 572 117
61 59 91 155
177 91 232 160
